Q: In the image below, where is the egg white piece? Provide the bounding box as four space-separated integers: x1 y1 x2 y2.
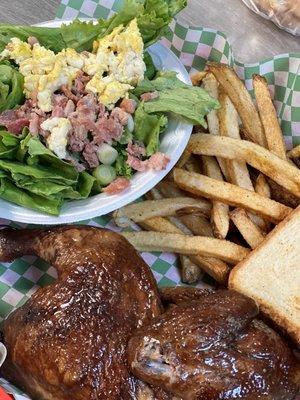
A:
41 117 71 159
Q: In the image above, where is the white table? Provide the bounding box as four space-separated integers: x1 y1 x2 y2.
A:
0 0 299 63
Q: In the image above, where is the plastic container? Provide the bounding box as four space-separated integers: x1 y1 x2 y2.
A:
242 0 300 35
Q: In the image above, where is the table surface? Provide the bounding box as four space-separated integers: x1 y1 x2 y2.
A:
0 0 299 63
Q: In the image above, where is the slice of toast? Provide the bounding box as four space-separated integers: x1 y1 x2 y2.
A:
229 206 300 346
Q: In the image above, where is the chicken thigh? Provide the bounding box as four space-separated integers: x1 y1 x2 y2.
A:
0 226 162 400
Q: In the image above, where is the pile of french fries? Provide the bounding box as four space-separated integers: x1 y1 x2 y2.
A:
113 63 300 286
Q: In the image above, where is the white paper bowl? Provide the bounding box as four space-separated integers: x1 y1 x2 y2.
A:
0 20 193 224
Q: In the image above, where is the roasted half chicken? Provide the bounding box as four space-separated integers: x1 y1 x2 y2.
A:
128 288 300 400
0 227 299 400
0 226 163 400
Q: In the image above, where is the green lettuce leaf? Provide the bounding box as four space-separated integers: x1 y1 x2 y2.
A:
133 102 168 155
144 51 156 80
134 71 219 126
143 86 219 126
0 25 65 53
0 61 24 112
133 71 186 96
115 149 133 179
0 0 185 53
0 178 62 215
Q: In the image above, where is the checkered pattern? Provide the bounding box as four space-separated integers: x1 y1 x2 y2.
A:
1 1 300 398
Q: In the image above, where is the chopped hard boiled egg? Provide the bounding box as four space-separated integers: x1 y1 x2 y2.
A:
0 18 146 111
0 37 32 63
41 117 71 159
86 75 133 108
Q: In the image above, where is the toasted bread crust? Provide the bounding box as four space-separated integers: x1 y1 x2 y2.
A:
229 206 300 347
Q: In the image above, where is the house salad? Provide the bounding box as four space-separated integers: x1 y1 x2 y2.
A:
0 0 218 215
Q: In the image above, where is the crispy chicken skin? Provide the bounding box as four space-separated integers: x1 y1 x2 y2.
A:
128 289 300 400
0 226 162 400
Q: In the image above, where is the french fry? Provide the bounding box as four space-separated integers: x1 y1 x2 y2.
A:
139 216 229 284
185 155 202 173
187 134 300 197
114 197 212 227
230 208 265 249
253 74 286 159
218 90 253 190
174 168 292 224
177 148 192 168
147 187 163 200
267 179 300 208
208 62 267 147
253 174 272 232
201 73 230 181
122 231 250 264
178 213 213 237
202 73 219 135
191 71 207 86
180 255 204 284
287 145 300 159
202 156 229 239
140 217 204 283
156 181 185 198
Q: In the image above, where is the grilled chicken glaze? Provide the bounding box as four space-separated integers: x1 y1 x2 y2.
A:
0 227 299 400
0 226 162 400
128 288 300 400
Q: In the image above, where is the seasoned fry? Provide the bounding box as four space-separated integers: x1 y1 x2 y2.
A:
180 255 204 284
177 148 192 168
148 187 163 200
267 179 300 208
122 231 250 264
202 156 229 239
113 197 211 227
255 174 271 198
253 174 272 232
156 181 185 198
287 145 300 159
187 134 300 197
202 73 219 135
139 216 229 284
201 73 230 181
178 213 213 237
185 155 202 173
191 71 207 86
253 74 286 159
218 90 254 190
139 216 182 234
208 62 266 147
230 208 265 249
174 168 292 224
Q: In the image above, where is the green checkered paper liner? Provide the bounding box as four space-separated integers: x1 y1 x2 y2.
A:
0 0 300 398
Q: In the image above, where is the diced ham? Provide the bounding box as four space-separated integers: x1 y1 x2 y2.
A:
102 178 130 195
29 113 46 135
120 98 136 114
126 142 146 158
0 110 29 134
61 85 80 103
92 115 123 144
127 152 170 172
82 142 99 168
68 94 98 151
147 152 170 170
111 107 128 126
73 71 91 96
140 91 159 102
51 95 69 118
64 100 75 116
68 124 87 152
